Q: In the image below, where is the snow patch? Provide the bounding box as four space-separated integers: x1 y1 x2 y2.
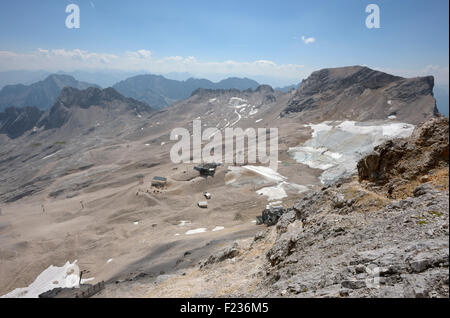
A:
289 121 415 184
185 228 207 235
243 165 286 182
1 261 93 298
257 183 287 201
228 165 308 202
212 226 225 232
249 109 258 116
230 109 242 127
42 151 60 160
229 97 247 106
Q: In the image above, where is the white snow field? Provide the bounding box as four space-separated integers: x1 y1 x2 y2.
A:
212 226 225 232
226 165 308 202
288 120 415 184
1 260 93 298
185 228 207 235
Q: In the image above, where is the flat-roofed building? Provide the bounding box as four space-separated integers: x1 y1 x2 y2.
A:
151 176 167 188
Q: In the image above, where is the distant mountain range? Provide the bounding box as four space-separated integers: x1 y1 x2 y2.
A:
275 83 301 92
0 72 262 111
0 70 448 116
0 74 99 111
0 70 51 88
112 75 260 108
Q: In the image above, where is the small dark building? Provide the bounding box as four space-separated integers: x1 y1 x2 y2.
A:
194 163 220 176
151 176 167 187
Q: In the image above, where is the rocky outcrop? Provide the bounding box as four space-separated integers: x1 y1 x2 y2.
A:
38 87 152 130
256 206 286 226
255 179 449 298
282 66 439 124
200 243 240 268
357 117 449 197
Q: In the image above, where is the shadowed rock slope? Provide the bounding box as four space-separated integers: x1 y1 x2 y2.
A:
0 106 44 139
38 86 152 130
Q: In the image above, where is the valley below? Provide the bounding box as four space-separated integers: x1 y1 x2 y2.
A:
0 66 447 298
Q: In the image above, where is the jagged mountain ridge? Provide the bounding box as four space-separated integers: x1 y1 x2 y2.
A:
112 74 260 109
39 86 153 131
0 74 100 111
282 66 439 124
0 86 152 138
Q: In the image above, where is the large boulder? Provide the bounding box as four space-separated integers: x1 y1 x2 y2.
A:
256 206 286 226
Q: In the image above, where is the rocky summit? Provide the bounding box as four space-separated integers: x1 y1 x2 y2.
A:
282 66 438 124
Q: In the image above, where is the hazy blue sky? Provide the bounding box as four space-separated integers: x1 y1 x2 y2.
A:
0 0 448 87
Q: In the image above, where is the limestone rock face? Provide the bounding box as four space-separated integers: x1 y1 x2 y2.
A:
282 66 438 124
357 117 449 186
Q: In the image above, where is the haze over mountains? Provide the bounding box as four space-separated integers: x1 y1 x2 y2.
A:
0 74 99 111
112 75 260 109
0 73 260 111
0 70 448 116
0 65 443 142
